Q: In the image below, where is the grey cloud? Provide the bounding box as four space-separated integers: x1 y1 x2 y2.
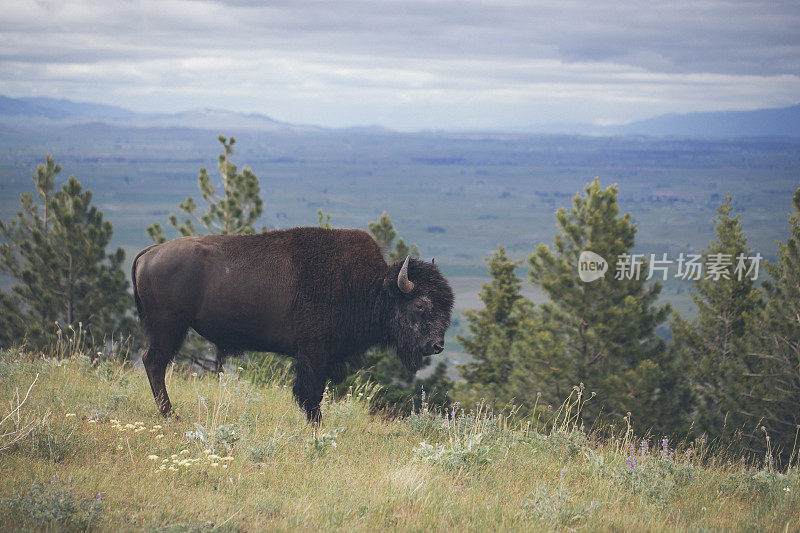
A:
2 1 798 75
230 1 800 76
0 0 797 129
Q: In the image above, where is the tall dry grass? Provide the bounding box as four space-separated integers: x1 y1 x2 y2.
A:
0 347 798 532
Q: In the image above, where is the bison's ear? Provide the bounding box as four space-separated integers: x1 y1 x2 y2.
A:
397 255 415 294
431 257 435 265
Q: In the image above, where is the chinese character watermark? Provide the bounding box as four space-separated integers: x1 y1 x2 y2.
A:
675 253 702 280
614 253 643 281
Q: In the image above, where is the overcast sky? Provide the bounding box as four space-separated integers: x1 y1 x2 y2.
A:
1 0 799 130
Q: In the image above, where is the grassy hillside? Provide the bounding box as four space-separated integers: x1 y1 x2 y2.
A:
1 351 798 532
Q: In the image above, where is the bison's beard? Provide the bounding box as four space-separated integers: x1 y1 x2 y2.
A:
394 338 424 373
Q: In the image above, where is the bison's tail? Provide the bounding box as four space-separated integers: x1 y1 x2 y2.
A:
131 244 159 322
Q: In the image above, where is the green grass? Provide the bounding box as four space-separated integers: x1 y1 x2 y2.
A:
1 351 798 532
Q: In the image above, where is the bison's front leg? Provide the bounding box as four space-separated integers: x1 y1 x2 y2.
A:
326 359 348 385
293 351 326 425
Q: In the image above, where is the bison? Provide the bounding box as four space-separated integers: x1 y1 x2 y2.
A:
131 227 454 423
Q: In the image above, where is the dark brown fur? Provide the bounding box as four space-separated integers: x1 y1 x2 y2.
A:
131 227 454 423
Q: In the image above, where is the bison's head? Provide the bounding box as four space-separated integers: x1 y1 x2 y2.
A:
385 256 454 372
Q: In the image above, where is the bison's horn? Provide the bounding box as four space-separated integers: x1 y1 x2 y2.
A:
431 257 435 265
398 255 415 293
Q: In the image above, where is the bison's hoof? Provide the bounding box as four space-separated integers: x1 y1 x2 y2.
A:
159 404 174 418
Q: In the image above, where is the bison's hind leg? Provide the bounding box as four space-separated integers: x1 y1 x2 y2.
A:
142 324 188 416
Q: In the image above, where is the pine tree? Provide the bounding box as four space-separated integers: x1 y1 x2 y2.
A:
317 210 333 229
746 187 800 464
457 246 530 407
671 194 763 445
0 290 24 348
523 179 677 430
0 157 132 350
147 135 263 242
33 155 60 238
368 212 420 261
0 156 63 336
506 304 571 415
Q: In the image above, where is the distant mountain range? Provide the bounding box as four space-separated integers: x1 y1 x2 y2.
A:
0 94 798 138
608 105 800 138
518 105 800 138
0 95 322 133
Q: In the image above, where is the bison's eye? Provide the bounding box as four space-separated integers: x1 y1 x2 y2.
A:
413 301 425 314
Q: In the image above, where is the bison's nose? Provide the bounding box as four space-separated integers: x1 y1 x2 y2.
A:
432 342 444 354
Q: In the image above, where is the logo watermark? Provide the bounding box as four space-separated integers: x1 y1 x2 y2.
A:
578 251 608 282
578 251 763 282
